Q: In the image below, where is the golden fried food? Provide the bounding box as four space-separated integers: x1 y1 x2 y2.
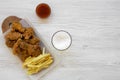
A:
5 39 16 48
23 27 34 39
25 36 40 45
13 39 42 61
11 22 25 33
4 21 53 75
5 32 22 40
5 22 42 61
5 32 22 48
23 48 53 75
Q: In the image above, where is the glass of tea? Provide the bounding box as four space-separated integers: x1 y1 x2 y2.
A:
36 3 51 19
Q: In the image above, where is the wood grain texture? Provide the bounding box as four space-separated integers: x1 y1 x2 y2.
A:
0 0 120 80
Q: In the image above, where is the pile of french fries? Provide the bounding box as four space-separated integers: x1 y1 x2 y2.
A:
23 48 53 75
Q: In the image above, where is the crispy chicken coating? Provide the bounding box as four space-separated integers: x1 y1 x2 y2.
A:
5 22 42 61
11 22 25 33
24 35 40 45
23 27 34 39
5 32 22 40
13 39 42 61
5 39 16 48
5 32 22 48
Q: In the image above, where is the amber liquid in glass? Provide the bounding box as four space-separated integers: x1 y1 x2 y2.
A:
36 3 51 18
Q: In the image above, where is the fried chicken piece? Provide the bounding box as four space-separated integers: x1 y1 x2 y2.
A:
18 51 29 61
25 35 40 45
5 32 22 48
13 39 42 61
12 39 21 55
27 44 41 57
5 32 22 40
5 22 42 61
5 39 16 48
23 27 34 39
11 22 25 33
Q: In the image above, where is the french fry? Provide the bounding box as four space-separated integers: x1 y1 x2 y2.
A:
23 48 53 75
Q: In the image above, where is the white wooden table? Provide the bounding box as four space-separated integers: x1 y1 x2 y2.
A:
0 0 120 80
